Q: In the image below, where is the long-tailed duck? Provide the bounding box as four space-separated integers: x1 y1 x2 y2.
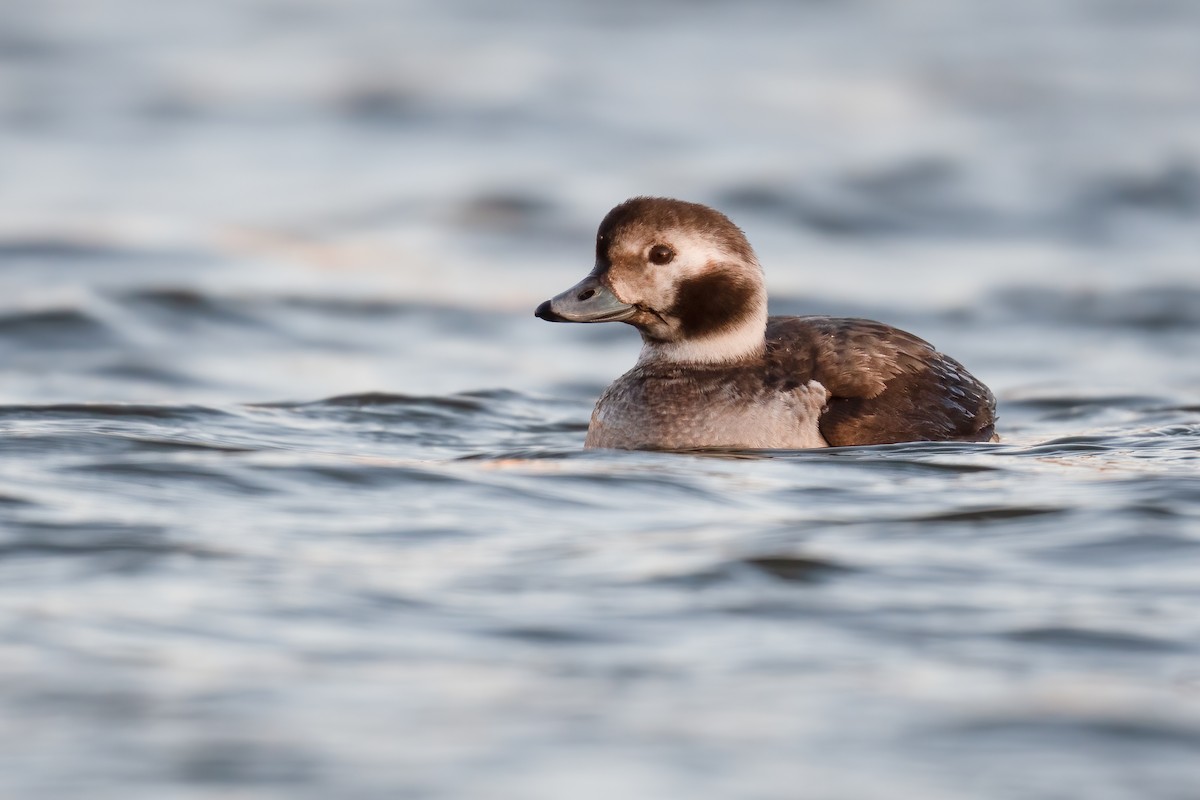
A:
535 197 997 450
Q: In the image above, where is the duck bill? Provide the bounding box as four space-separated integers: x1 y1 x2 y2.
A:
534 274 637 323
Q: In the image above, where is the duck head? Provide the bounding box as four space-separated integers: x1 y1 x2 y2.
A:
535 197 768 364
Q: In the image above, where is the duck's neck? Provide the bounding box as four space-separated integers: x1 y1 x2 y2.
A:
637 301 768 366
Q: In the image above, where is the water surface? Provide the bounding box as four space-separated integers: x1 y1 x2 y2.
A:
1 1 1199 798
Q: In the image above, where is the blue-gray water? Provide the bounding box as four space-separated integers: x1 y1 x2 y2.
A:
2 1 1199 798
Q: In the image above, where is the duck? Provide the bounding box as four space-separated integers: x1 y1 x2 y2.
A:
535 197 997 450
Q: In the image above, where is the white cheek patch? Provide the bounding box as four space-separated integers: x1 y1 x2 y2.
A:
666 235 750 281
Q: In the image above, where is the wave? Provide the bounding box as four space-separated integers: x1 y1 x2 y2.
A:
716 157 1199 239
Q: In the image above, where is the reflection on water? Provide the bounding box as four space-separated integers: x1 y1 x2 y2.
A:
1 0 1199 798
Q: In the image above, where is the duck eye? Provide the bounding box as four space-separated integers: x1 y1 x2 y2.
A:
648 244 674 265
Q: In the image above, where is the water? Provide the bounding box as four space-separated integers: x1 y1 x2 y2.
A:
2 1 1199 798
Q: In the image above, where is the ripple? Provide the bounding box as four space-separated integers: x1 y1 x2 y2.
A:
273 296 418 318
716 159 991 238
59 461 272 496
1020 434 1121 455
175 740 319 786
950 715 1200 748
89 360 209 388
291 391 488 412
1020 426 1200 458
741 554 853 583
990 286 1200 329
1004 626 1187 653
0 307 120 350
488 625 614 645
0 521 223 561
453 191 557 233
718 157 1200 241
1077 160 1200 217
0 403 231 421
906 506 1066 524
251 390 588 457
1006 394 1166 413
259 461 470 489
1040 531 1200 565
0 238 156 260
334 84 424 126
119 287 266 326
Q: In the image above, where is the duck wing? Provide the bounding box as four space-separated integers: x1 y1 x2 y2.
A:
765 316 997 446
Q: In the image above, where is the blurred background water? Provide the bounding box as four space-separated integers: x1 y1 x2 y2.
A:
1 1 1199 798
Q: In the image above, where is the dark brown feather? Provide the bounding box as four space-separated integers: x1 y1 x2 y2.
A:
765 316 996 445
669 269 761 339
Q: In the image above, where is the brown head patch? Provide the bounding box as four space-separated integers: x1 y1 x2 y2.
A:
669 268 760 338
595 197 757 269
